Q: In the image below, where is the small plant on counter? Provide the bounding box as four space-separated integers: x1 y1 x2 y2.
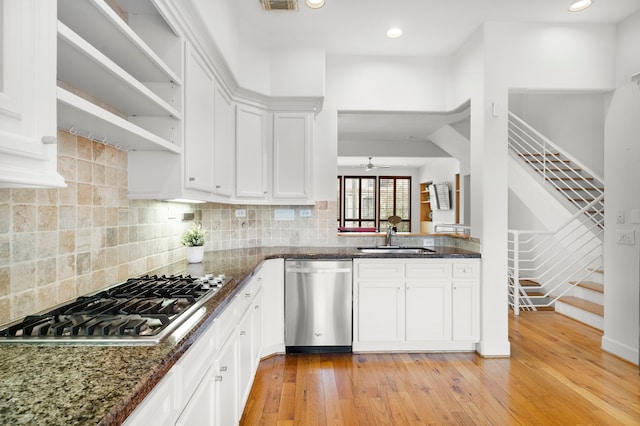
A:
181 223 206 247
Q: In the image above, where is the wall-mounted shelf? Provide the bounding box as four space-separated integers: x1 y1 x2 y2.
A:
58 22 181 119
57 87 181 153
420 181 433 232
58 0 181 85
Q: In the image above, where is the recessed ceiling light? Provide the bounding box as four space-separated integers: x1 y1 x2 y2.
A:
568 0 593 12
386 27 403 39
306 0 325 9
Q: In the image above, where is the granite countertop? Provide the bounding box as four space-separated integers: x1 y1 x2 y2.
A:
0 246 479 426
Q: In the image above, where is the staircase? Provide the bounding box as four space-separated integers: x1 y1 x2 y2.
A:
507 112 604 330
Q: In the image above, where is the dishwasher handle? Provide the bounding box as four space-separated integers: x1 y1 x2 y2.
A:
286 267 352 274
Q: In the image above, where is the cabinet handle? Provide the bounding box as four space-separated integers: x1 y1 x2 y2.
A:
189 177 195 182
215 185 221 189
215 376 223 382
240 331 246 336
220 366 228 372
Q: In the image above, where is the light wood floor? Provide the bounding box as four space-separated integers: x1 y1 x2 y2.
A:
241 312 640 425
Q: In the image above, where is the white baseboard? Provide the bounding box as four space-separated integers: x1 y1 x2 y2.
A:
476 340 511 357
601 335 638 365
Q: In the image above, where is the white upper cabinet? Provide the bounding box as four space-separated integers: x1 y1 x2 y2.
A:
272 112 312 201
213 85 235 197
184 44 215 193
0 0 65 188
57 0 182 154
235 104 267 200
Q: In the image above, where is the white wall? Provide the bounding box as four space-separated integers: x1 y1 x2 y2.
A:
509 93 605 177
326 55 450 111
270 47 326 97
602 10 640 364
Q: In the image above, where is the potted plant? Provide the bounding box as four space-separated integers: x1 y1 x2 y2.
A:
181 223 206 263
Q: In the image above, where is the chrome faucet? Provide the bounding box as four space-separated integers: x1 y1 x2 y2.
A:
384 225 396 247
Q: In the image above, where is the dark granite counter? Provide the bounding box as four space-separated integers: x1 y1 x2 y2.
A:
0 246 479 425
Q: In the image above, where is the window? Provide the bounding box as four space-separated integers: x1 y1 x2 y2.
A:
379 177 411 232
338 175 411 231
342 176 377 228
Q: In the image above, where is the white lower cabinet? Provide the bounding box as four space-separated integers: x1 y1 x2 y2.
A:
357 281 404 342
214 332 238 426
124 371 177 426
260 259 285 355
405 280 451 342
353 258 480 352
124 262 276 426
176 365 216 425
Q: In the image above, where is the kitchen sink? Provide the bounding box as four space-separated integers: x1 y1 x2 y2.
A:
358 246 435 254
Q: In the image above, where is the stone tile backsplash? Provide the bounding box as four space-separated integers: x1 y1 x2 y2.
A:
0 130 478 326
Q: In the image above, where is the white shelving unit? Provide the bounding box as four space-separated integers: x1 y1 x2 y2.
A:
57 88 180 153
56 0 183 153
58 0 181 84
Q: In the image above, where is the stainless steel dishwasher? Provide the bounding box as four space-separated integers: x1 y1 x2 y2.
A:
285 259 352 353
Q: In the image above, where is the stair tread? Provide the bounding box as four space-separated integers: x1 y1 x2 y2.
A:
569 280 604 293
519 279 541 287
558 296 604 316
545 177 594 181
588 267 605 274
557 187 604 191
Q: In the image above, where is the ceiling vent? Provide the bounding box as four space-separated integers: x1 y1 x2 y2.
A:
260 0 298 11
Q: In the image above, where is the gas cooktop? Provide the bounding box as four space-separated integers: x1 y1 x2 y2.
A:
0 274 231 345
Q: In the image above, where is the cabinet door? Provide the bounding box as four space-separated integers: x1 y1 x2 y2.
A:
452 280 479 342
184 44 215 192
357 281 404 342
213 84 234 196
237 306 253 413
0 0 64 188
215 335 238 426
405 281 451 341
235 105 266 198
251 288 263 367
272 112 312 200
261 259 285 355
175 366 215 426
123 371 175 426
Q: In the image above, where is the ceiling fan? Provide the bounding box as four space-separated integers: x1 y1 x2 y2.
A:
360 157 391 171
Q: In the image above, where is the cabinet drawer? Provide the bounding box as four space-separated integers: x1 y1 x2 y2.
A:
214 302 238 352
406 262 451 279
176 324 215 401
453 261 479 278
356 261 404 278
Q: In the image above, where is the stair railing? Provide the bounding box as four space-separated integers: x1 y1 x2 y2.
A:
508 112 604 220
508 194 604 314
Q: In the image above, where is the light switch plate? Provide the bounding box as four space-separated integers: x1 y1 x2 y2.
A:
616 230 635 245
299 209 312 218
616 210 625 224
235 209 246 218
274 209 295 221
631 209 640 224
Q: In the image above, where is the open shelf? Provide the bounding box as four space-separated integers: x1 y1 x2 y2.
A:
57 87 181 153
58 22 181 119
57 0 181 85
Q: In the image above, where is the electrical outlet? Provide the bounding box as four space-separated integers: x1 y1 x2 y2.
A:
235 209 246 218
423 237 434 248
616 230 635 245
299 209 312 218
